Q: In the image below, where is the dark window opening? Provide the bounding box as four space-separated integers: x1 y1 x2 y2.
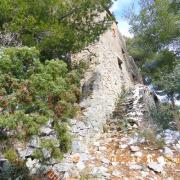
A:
153 94 159 104
151 92 159 104
132 73 137 82
117 58 123 70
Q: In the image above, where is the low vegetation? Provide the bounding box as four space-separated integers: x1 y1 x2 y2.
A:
149 102 180 131
0 47 86 163
139 129 165 149
150 104 174 130
1 161 30 180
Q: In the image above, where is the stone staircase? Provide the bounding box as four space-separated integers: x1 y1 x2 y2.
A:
107 85 146 133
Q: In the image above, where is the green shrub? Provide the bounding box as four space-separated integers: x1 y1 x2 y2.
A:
139 130 165 149
3 149 18 164
55 123 72 153
0 47 86 160
32 149 44 161
40 139 63 160
1 161 30 180
150 104 174 129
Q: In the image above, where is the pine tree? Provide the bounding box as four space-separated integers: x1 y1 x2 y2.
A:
127 0 180 105
0 0 113 60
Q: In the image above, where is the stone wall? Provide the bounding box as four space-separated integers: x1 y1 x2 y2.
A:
72 22 143 139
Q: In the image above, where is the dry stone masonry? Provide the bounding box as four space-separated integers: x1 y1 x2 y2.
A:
72 22 143 139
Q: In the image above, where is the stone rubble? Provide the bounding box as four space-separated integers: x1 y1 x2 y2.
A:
147 162 164 173
1 84 179 179
47 85 180 179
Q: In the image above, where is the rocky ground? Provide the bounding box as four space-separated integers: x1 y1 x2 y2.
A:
57 86 180 180
77 127 180 180
49 127 180 179
1 85 179 180
46 85 180 180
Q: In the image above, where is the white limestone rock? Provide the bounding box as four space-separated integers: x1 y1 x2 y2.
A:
42 148 51 159
119 144 128 149
147 162 163 173
40 127 53 135
76 161 85 171
29 136 40 148
53 163 73 172
72 140 87 153
112 170 122 177
101 158 110 164
134 151 143 157
157 156 166 166
92 166 108 176
130 146 140 152
164 147 173 157
129 164 142 170
26 158 41 175
17 147 34 159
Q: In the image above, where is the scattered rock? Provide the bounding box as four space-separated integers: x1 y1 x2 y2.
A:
69 168 80 178
42 148 51 159
147 154 153 163
53 163 73 172
175 143 180 150
112 170 122 177
129 164 142 170
29 136 40 148
134 151 143 157
132 124 138 129
93 142 100 147
128 136 139 145
76 161 85 171
163 130 180 144
79 153 89 161
26 158 41 175
78 129 88 137
119 144 128 149
69 119 77 126
17 147 34 159
99 146 106 151
40 127 53 135
71 154 80 163
112 162 119 166
92 166 107 176
164 147 173 157
72 140 87 153
102 172 111 178
147 162 163 173
130 146 140 152
141 171 149 177
157 156 166 166
63 172 71 179
101 157 110 164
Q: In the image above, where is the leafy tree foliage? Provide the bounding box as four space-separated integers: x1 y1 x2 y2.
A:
127 0 180 105
150 104 174 130
0 47 86 160
0 0 113 60
129 0 179 52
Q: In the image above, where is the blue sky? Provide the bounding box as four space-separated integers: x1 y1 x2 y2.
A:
110 0 140 37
